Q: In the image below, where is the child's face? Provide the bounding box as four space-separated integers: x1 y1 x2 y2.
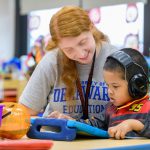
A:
58 31 96 64
103 70 132 107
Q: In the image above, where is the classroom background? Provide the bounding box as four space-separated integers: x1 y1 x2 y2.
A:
0 0 150 103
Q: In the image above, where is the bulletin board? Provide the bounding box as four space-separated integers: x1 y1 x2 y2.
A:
27 2 144 53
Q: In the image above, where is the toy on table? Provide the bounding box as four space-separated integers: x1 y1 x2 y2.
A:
0 105 3 126
0 139 53 150
2 57 21 80
27 118 109 141
0 102 30 139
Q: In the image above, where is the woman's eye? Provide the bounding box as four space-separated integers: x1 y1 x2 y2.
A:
113 86 119 89
80 40 86 45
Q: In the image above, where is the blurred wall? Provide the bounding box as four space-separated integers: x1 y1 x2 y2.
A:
0 0 147 61
0 0 15 61
20 0 147 14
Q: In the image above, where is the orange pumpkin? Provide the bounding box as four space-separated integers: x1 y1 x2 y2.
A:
0 102 30 139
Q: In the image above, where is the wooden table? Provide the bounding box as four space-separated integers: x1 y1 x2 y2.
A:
51 138 150 150
1 136 149 150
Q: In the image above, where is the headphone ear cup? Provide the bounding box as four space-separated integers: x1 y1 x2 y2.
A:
128 74 148 99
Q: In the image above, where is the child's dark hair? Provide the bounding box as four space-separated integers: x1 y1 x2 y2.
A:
103 48 149 82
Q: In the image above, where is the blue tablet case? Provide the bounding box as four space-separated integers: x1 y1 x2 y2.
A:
27 118 109 141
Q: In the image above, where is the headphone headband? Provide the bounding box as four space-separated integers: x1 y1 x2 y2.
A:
107 51 134 68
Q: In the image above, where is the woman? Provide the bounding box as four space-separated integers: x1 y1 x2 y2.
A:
19 6 117 120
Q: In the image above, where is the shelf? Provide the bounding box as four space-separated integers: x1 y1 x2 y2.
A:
0 79 27 103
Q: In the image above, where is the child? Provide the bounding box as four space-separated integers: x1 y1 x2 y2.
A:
79 48 150 139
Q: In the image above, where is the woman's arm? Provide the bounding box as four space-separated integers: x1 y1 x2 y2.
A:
19 103 39 116
19 51 58 116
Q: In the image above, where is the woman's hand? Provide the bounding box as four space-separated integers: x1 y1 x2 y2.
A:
108 119 144 140
46 111 74 120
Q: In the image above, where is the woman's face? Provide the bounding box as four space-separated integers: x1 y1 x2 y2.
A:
103 70 132 107
58 31 96 64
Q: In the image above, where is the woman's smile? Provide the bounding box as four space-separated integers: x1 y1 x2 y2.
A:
79 51 89 60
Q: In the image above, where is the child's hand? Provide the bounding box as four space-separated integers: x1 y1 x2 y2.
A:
46 111 74 120
108 119 144 139
108 121 132 139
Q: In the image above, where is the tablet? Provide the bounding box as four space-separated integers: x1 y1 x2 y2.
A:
67 120 109 138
